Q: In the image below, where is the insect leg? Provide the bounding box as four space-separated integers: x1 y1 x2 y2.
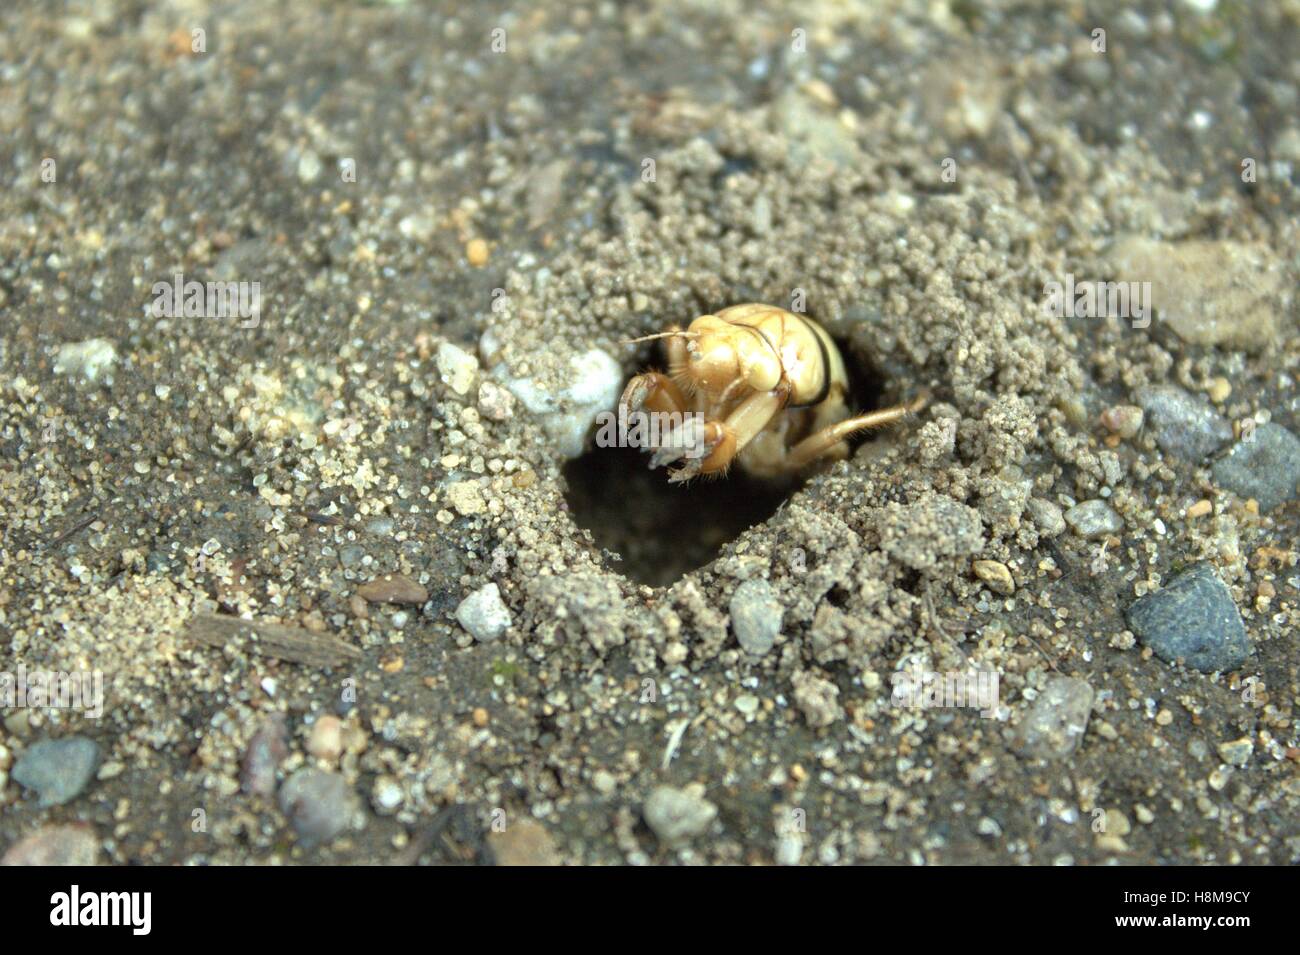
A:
783 393 928 471
619 372 688 419
664 326 690 378
619 371 694 467
669 389 787 481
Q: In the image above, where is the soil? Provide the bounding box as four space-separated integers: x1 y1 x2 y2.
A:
0 0 1297 865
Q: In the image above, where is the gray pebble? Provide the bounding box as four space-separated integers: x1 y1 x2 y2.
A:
455 582 512 642
11 737 101 807
791 669 844 728
241 714 288 798
1126 563 1249 672
145 550 171 574
1211 423 1300 513
1027 498 1066 537
1135 385 1232 462
730 578 782 655
364 516 395 536
1014 676 1094 761
278 768 360 847
1063 499 1122 538
1099 450 1124 487
643 784 717 846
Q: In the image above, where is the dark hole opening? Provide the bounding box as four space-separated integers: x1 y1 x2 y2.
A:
563 334 887 587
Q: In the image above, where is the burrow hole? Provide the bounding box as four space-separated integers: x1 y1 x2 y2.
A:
563 333 890 587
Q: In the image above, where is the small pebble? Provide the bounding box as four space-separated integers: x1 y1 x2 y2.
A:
1096 833 1129 853
445 480 485 516
278 768 360 847
241 714 288 798
1211 422 1300 513
498 348 622 458
52 339 117 385
11 736 102 807
729 578 782 655
371 775 404 815
296 149 322 183
1063 499 1122 539
1 824 100 865
1216 737 1253 767
643 784 717 846
1205 377 1231 403
774 833 803 865
973 559 1015 594
477 380 515 420
1126 563 1249 672
356 573 428 605
466 238 490 267
1135 385 1231 462
307 715 343 763
1100 404 1144 439
456 583 512 642
398 212 435 242
1014 676 1094 760
436 341 479 396
488 819 561 866
791 670 843 729
1027 498 1066 537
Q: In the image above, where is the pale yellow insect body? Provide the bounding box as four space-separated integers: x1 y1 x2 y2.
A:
620 304 925 481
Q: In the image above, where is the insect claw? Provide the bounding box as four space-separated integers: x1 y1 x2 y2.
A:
619 376 651 415
667 459 702 484
649 446 686 468
647 415 708 469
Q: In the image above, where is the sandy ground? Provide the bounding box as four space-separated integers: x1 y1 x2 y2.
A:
0 0 1298 865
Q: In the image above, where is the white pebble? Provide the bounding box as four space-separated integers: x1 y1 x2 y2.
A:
456 583 512 642
499 348 622 458
436 342 479 396
53 338 117 384
297 150 322 183
372 775 404 815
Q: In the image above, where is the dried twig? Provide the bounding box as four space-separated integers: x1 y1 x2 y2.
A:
185 613 361 667
48 510 99 548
